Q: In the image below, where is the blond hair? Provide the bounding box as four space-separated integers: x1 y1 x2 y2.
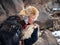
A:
19 6 39 21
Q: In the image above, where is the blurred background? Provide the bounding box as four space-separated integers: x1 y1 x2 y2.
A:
0 0 60 45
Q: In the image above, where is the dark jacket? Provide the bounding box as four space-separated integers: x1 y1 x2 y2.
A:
24 28 38 45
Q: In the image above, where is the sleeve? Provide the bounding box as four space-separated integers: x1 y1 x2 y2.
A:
24 28 38 45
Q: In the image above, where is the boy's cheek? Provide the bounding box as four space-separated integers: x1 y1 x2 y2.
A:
28 18 34 24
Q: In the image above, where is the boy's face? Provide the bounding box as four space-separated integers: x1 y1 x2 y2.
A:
19 14 36 24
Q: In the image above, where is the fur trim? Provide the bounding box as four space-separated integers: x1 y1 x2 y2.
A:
21 23 39 40
21 24 34 40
